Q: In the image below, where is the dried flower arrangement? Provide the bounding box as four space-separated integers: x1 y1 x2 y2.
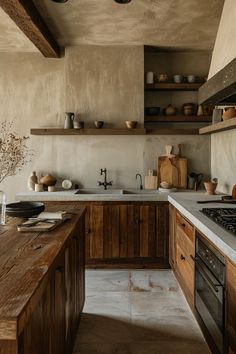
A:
0 121 32 184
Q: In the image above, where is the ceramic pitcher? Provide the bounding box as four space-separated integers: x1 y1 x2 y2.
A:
64 112 74 129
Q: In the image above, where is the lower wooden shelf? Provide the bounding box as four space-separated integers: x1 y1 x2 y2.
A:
31 128 146 135
31 127 200 135
199 117 236 135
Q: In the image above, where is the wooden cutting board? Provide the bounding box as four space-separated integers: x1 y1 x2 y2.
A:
158 157 187 188
145 176 158 189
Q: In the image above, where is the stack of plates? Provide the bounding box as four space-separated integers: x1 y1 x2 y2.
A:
6 202 45 218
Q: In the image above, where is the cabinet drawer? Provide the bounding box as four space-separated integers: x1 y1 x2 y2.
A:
176 228 194 265
176 212 194 243
176 244 194 301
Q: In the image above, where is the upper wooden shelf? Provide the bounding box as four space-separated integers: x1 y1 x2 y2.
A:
144 115 212 122
31 128 146 135
144 83 202 91
199 117 236 135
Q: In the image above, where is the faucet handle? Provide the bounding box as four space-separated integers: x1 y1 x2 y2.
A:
97 181 103 186
108 181 113 186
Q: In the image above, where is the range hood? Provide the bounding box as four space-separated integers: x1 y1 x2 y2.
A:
199 58 236 105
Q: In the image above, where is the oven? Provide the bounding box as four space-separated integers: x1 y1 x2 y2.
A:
194 232 226 354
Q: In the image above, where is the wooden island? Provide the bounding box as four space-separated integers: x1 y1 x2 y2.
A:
0 202 86 354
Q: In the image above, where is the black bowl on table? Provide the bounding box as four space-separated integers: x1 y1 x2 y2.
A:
6 202 45 218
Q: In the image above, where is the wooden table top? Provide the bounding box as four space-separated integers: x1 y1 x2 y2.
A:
0 202 85 326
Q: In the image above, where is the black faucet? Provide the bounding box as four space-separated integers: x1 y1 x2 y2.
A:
98 168 113 190
136 173 143 190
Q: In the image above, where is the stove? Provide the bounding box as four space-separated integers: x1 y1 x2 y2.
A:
201 208 236 235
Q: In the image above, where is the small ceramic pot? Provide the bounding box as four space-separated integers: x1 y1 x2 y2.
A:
146 72 154 84
35 184 44 192
173 75 184 83
125 121 137 129
204 181 218 195
187 75 196 83
183 103 196 116
158 74 169 83
223 107 236 120
94 121 104 129
165 104 177 116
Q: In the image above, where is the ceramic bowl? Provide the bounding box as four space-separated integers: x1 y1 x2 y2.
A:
173 75 184 83
145 107 160 116
94 121 104 129
125 121 137 129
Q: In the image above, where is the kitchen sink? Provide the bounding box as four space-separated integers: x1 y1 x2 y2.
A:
75 188 124 194
75 188 160 195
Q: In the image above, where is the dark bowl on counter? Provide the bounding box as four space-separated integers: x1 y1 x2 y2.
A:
145 107 160 116
6 202 45 218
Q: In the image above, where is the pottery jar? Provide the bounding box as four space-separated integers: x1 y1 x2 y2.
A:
165 104 177 116
223 107 236 120
183 103 195 116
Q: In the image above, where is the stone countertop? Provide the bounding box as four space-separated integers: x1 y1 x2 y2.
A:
16 189 170 202
168 192 236 263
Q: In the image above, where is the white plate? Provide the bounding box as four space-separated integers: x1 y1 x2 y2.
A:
158 187 177 193
62 179 72 190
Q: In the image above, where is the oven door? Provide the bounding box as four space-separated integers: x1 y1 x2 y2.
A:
195 258 224 354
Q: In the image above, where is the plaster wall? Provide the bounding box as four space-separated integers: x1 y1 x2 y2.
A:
0 47 210 202
208 0 236 79
208 0 236 194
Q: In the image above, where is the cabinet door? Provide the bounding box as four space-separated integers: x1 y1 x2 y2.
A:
226 260 236 353
169 204 176 269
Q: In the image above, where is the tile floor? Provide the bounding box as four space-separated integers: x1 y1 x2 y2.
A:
73 270 211 354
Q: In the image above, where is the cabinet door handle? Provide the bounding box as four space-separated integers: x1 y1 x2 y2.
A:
56 266 64 273
181 223 186 228
73 235 79 240
180 254 185 261
86 228 91 235
134 218 140 225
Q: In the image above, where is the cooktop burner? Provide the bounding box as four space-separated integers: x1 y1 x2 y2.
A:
201 208 236 235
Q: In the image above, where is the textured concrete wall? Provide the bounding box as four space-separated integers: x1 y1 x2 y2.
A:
208 0 236 79
208 0 236 194
211 131 236 194
0 47 210 202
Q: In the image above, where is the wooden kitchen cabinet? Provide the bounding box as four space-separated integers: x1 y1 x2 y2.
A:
174 211 195 305
0 204 86 354
85 202 169 268
226 260 236 354
169 204 176 269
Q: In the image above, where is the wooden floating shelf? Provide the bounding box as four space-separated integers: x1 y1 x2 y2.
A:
199 117 236 135
144 115 212 123
147 128 199 135
144 83 202 91
31 128 200 136
30 128 146 135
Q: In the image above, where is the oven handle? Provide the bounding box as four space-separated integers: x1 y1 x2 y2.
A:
195 258 221 294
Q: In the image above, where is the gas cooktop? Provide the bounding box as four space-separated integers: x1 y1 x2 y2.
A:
201 208 236 235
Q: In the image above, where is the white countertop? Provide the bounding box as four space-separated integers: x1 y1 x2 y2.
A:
168 192 236 263
16 189 169 202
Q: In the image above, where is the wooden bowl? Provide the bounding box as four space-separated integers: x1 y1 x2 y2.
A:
40 174 57 186
125 121 137 129
204 181 218 195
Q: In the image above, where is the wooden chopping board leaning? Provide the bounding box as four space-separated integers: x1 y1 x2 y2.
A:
158 156 187 189
144 170 158 189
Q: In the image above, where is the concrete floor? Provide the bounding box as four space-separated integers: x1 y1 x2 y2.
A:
73 270 211 354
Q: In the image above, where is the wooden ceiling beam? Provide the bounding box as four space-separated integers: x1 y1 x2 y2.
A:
0 0 61 58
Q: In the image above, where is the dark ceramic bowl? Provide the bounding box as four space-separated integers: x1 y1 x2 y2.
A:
145 107 160 116
94 121 104 129
6 202 45 218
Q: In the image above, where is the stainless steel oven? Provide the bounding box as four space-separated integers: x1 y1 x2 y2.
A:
194 232 226 354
